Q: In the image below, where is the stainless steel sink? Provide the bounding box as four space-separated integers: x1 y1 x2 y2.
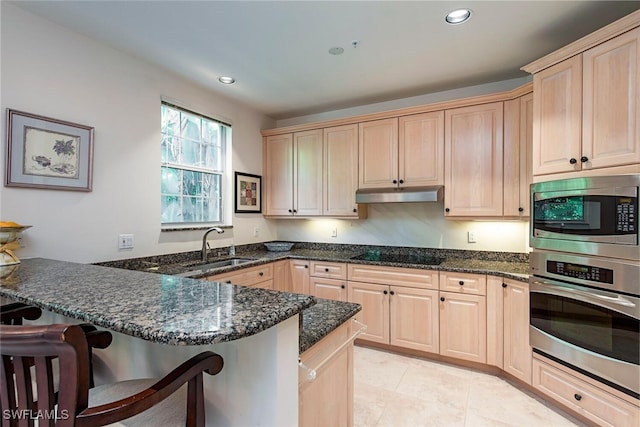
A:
181 257 256 271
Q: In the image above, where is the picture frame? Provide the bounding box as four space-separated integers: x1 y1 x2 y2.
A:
235 172 262 213
5 109 94 191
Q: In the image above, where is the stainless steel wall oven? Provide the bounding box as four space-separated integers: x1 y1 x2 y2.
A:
531 174 639 260
530 173 640 398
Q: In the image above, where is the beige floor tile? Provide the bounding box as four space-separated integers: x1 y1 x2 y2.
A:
354 345 586 427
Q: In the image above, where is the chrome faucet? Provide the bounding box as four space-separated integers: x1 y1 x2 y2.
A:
201 227 224 261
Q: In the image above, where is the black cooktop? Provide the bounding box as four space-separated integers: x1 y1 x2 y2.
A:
350 252 442 266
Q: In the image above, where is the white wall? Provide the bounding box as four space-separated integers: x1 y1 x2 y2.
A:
0 3 277 263
276 203 530 253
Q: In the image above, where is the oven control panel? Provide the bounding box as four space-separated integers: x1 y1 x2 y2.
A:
547 261 614 284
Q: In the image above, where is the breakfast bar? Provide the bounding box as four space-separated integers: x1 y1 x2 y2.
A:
0 258 361 427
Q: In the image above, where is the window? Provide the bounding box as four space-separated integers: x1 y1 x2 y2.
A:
160 102 230 225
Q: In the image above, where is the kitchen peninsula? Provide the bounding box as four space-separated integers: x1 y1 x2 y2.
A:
0 258 361 427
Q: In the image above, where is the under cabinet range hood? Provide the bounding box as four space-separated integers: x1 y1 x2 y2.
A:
355 186 443 203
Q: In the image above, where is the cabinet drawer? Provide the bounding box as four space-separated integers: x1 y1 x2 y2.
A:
347 264 438 289
533 356 640 427
439 271 486 295
310 261 347 279
206 263 274 287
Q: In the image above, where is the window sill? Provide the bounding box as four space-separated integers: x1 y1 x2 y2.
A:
161 225 233 232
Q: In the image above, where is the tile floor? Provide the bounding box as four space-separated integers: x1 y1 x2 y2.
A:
353 345 586 427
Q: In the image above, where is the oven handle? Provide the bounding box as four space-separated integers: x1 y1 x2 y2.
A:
534 187 637 201
530 278 639 318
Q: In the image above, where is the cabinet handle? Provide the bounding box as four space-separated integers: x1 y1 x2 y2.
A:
383 290 388 295
569 158 578 165
226 280 232 284
502 283 507 288
518 207 524 212
304 265 308 269
440 297 445 302
353 208 357 213
459 280 464 286
399 179 404 184
392 179 398 184
293 209 297 213
445 208 450 213
574 394 582 401
390 290 395 295
325 268 329 272
259 272 264 276
288 209 293 213
341 284 345 289
580 156 589 163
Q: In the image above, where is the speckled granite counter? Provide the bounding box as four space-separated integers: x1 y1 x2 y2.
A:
0 258 316 347
98 243 530 283
299 298 361 353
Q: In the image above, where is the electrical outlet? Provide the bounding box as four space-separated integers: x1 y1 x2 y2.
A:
253 227 259 237
118 234 134 249
17 236 25 248
331 227 338 238
467 231 477 243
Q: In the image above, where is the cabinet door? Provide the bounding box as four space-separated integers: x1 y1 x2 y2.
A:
310 277 347 302
399 111 444 187
583 27 640 170
294 130 323 216
358 118 398 188
389 286 439 353
444 102 504 217
532 55 583 175
503 279 532 384
347 281 389 344
439 291 487 363
264 134 294 216
273 260 291 292
324 124 359 217
503 93 533 217
290 260 310 294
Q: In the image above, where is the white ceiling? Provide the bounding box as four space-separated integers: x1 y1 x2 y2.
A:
12 1 640 120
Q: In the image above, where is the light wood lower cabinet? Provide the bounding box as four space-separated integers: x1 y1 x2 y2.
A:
487 276 532 384
347 265 439 352
310 277 347 302
533 354 640 427
273 260 290 292
206 263 274 289
290 259 310 294
438 291 486 363
299 317 355 427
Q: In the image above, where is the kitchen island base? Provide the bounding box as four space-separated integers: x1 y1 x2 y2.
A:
33 308 300 427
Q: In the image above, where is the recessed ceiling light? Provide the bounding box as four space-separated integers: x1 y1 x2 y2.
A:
218 76 236 84
445 8 472 25
328 47 344 55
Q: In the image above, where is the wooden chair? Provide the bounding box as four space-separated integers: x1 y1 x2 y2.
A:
0 303 113 387
0 324 224 426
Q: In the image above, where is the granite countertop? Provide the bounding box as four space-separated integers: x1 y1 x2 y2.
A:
0 258 316 348
299 298 361 354
98 245 530 283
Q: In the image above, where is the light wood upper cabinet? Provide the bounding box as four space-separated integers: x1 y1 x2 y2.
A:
358 113 444 189
444 102 504 217
504 92 533 217
358 118 399 188
263 130 322 217
531 27 640 177
294 130 324 216
264 133 294 216
583 27 640 170
399 111 445 186
324 124 360 217
532 55 583 176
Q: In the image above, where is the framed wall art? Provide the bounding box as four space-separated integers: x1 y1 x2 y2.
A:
5 109 94 191
235 172 262 213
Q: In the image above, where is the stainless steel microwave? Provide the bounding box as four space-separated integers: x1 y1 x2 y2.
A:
531 175 639 260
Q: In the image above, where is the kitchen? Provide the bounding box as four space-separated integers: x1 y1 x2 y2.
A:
1 2 639 427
